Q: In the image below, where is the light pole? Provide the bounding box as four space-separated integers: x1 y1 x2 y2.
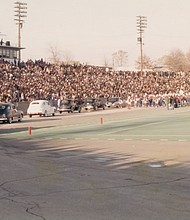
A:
136 16 147 74
14 1 27 63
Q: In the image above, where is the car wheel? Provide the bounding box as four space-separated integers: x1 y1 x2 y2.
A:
8 118 13 124
44 111 48 117
18 114 23 122
29 114 32 118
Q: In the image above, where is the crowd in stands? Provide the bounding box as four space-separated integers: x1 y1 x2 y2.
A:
0 59 190 108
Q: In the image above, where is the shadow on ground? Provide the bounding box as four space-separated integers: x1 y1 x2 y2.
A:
0 137 190 220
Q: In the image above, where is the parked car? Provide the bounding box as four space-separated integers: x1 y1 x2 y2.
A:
58 99 75 113
107 97 123 108
58 99 82 113
120 99 127 108
0 102 23 123
82 97 113 111
83 98 98 111
83 100 94 111
96 98 109 110
73 99 84 113
27 100 56 117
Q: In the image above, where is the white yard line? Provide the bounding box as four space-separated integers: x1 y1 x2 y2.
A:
99 120 170 136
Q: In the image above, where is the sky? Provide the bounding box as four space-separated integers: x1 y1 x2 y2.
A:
1 0 190 68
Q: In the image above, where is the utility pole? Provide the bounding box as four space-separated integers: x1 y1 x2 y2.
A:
14 1 27 63
136 16 147 74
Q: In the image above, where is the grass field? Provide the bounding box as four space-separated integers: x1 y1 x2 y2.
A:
1 106 190 142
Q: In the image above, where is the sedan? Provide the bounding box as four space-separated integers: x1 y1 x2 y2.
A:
0 102 23 123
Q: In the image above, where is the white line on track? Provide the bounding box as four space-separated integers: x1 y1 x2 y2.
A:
160 139 168 141
100 120 171 136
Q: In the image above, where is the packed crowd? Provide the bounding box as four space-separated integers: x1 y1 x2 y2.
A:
0 59 190 108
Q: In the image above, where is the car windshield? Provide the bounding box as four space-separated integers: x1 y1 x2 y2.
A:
99 98 107 103
0 104 7 113
62 100 72 105
31 102 40 105
108 98 119 103
84 98 94 103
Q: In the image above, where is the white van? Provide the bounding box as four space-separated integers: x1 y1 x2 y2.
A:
27 100 56 117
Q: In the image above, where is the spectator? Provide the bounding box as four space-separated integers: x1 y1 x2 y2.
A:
1 59 190 109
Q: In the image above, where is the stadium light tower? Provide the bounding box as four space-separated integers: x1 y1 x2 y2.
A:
14 1 27 62
136 16 147 73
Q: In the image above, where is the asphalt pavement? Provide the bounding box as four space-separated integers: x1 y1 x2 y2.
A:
0 107 190 220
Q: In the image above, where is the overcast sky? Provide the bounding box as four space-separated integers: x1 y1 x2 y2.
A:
1 0 190 68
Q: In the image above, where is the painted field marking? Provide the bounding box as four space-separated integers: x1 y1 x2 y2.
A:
100 120 171 136
160 139 168 141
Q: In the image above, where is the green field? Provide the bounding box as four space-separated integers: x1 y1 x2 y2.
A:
1 107 190 142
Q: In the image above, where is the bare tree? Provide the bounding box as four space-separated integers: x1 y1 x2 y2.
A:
112 50 128 69
103 56 110 67
163 49 187 72
63 50 74 65
185 49 190 71
135 54 153 70
48 45 75 65
48 45 62 65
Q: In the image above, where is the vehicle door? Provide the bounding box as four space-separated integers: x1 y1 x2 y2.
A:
43 102 49 115
11 104 18 120
47 101 53 114
48 102 52 114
